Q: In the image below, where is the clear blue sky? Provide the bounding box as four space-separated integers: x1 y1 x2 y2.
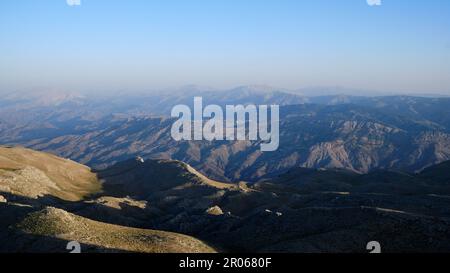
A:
1 0 449 94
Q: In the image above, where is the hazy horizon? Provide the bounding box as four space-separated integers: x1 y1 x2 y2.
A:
1 0 450 94
2 84 450 99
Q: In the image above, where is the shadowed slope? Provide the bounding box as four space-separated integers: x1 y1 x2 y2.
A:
98 158 239 199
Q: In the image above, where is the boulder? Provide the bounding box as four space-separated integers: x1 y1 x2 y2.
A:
0 195 7 203
206 206 223 216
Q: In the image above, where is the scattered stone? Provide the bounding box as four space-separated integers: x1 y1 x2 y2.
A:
276 212 283 217
206 205 224 216
136 156 145 163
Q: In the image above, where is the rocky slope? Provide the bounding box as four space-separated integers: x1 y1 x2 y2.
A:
0 146 101 201
2 147 450 253
0 147 215 253
5 102 450 182
2 92 450 182
16 207 215 253
98 156 450 253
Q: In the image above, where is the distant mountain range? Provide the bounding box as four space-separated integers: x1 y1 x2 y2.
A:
2 85 450 252
1 90 450 182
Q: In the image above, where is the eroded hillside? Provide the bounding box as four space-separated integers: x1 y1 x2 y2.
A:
0 147 216 253
2 147 450 253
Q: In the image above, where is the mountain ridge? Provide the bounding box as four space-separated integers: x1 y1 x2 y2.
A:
1 94 450 183
2 147 450 253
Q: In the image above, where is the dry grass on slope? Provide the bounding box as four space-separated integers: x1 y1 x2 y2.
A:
183 162 238 190
0 146 101 201
17 207 217 253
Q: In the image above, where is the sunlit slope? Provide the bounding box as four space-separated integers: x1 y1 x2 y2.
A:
17 207 216 253
0 146 101 201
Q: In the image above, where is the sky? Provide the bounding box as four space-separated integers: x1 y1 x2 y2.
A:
0 0 450 94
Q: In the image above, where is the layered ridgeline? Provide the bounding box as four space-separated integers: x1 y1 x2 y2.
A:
2 147 450 253
1 90 450 181
2 101 449 182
